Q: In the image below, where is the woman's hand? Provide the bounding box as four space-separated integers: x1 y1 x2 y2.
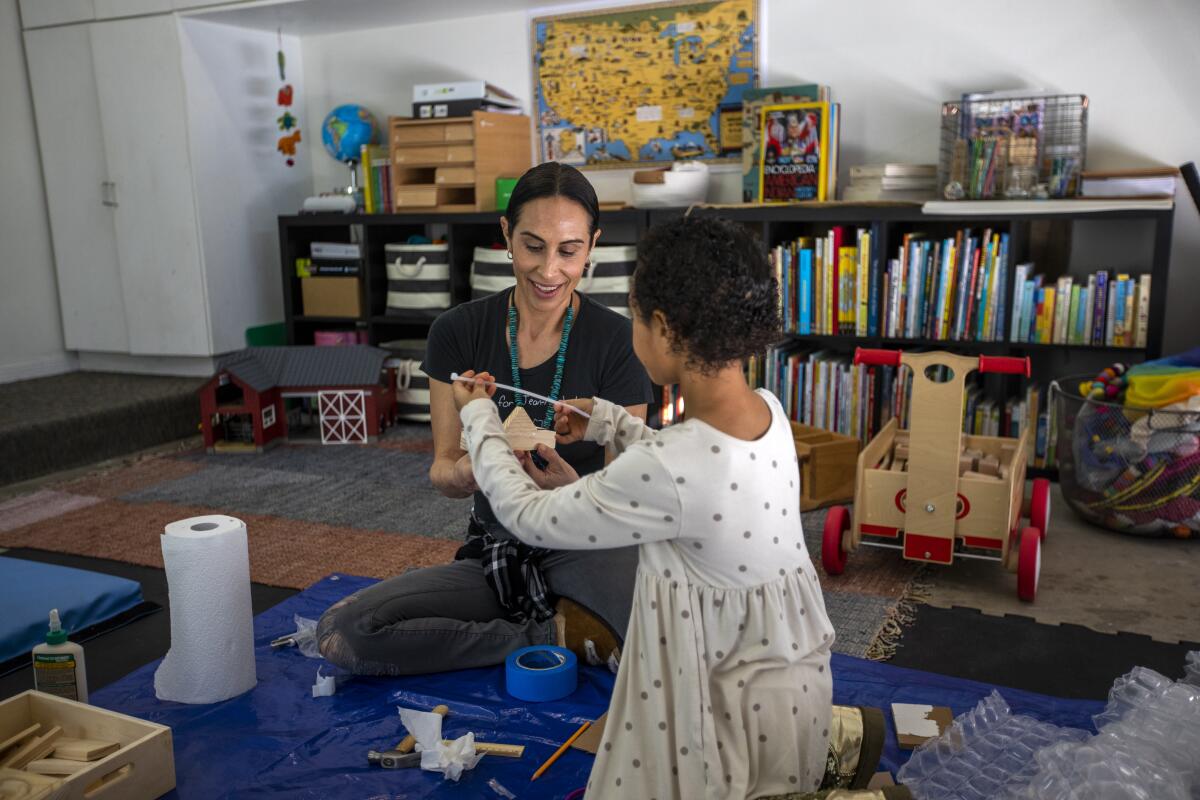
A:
553 398 593 445
451 370 496 411
516 444 580 489
451 453 478 494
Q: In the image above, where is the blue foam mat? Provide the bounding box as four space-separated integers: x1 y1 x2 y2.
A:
1 556 143 663
92 575 1104 799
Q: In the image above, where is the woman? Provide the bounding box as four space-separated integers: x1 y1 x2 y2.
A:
317 162 653 674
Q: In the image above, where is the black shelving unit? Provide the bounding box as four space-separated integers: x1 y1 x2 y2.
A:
278 209 648 347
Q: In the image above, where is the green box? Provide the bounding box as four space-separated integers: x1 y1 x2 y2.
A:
495 178 519 211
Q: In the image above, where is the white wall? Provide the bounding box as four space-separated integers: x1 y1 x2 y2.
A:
297 0 1200 351
180 18 312 353
0 0 75 382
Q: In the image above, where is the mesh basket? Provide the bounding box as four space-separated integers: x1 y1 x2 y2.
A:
1051 376 1200 538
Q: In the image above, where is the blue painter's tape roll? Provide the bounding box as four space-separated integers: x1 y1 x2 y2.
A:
505 645 577 702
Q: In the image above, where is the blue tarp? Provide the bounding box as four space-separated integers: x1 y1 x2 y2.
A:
1 556 143 663
92 575 1105 799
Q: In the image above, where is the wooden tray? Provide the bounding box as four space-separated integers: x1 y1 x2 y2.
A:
791 421 859 511
0 691 174 800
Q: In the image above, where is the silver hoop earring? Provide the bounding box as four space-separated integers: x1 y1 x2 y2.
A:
506 250 513 260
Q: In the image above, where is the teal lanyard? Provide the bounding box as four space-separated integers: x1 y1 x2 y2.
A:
507 293 574 429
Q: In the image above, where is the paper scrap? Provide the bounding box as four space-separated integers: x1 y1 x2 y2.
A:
311 667 335 697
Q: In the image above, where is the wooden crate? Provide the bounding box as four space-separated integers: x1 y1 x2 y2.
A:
387 112 531 211
791 422 859 511
0 691 174 800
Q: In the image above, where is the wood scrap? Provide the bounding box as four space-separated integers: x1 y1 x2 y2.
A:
962 470 1003 482
1 726 62 770
51 737 120 762
24 757 87 776
0 724 40 758
0 767 62 800
978 454 1001 477
959 452 975 475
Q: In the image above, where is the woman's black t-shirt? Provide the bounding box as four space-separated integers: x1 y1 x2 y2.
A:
422 290 654 528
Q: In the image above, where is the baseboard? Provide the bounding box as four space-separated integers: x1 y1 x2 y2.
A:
0 352 79 384
77 351 216 377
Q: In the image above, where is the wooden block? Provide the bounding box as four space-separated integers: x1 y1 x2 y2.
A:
893 442 909 462
978 454 1001 476
959 452 975 475
0 724 40 758
0 767 62 800
1 726 61 770
891 459 907 472
50 737 120 763
502 407 557 452
24 757 87 775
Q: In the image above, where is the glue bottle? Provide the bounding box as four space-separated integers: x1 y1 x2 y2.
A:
32 609 88 702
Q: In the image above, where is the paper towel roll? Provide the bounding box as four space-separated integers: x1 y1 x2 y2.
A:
154 515 257 703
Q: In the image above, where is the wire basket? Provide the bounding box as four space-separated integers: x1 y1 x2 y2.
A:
938 93 1088 200
1051 377 1200 538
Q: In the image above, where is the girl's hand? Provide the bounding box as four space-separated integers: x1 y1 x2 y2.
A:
553 398 593 445
452 453 478 494
451 370 496 411
515 444 580 489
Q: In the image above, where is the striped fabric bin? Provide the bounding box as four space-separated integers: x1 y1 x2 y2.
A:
381 339 430 422
385 243 452 320
580 245 636 317
470 247 516 300
471 245 636 316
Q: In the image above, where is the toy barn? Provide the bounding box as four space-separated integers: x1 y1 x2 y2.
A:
198 346 397 451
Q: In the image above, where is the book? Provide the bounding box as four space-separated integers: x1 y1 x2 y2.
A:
413 80 519 104
1092 271 1109 345
1135 274 1151 348
413 98 522 119
1081 167 1178 198
758 102 830 202
741 85 824 202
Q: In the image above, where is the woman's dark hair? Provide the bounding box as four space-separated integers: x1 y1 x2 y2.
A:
504 162 600 237
633 216 781 374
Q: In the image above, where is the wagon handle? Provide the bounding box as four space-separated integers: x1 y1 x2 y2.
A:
978 355 1031 377
853 347 902 367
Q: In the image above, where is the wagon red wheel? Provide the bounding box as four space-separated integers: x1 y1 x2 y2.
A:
822 505 851 575
1017 526 1042 602
1029 478 1051 540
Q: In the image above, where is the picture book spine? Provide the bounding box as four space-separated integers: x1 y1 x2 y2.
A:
1054 277 1073 344
993 233 1009 341
964 240 983 341
940 237 957 340
360 144 375 213
857 230 871 336
1083 274 1096 345
1066 284 1080 345
831 228 844 334
1105 280 1117 346
1122 276 1136 348
1113 275 1129 346
1135 274 1151 348
953 232 973 339
839 246 857 336
868 229 881 336
1092 270 1109 346
906 239 922 338
799 247 813 334
1010 263 1029 342
923 241 939 339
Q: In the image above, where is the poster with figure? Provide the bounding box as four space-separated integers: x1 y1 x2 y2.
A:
532 0 759 169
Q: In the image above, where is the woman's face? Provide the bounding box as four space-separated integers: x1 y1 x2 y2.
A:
502 196 599 314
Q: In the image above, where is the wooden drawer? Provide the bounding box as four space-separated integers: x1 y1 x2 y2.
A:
391 144 474 166
436 166 476 185
443 122 474 142
393 185 441 208
0 690 174 800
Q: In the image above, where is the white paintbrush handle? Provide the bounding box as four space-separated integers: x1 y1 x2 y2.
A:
449 372 593 418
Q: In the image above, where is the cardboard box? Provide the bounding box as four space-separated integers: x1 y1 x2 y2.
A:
301 277 362 318
892 703 953 749
0 690 174 799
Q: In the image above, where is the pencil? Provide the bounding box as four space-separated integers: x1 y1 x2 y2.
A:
531 720 591 781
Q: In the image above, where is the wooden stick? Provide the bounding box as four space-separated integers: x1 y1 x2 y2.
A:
531 720 590 782
0 724 40 757
395 705 449 754
25 757 88 775
446 740 524 758
1 726 62 770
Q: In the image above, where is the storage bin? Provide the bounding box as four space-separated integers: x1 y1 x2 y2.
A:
579 245 636 317
300 277 362 318
469 247 515 300
384 243 451 321
380 339 431 422
0 690 175 800
791 421 859 510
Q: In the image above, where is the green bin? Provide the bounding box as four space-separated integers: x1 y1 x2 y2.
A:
496 178 519 211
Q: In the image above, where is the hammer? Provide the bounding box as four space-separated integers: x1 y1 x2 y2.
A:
395 704 449 754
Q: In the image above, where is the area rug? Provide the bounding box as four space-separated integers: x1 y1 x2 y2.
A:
921 484 1200 645
0 424 925 659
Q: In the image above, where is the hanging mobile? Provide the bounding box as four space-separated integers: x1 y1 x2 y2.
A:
274 28 298 167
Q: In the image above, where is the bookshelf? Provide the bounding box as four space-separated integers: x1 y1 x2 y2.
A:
280 200 1175 472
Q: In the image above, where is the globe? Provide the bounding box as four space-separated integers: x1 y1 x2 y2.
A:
321 104 379 164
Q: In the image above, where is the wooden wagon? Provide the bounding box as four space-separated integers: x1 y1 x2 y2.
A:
821 349 1052 601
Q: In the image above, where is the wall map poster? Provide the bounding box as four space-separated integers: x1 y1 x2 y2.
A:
532 0 759 169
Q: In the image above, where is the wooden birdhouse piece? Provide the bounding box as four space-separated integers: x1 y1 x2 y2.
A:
502 406 557 451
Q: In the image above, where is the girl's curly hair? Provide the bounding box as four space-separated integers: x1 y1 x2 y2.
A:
632 216 781 374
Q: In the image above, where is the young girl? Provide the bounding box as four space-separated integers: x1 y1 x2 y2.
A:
454 216 835 799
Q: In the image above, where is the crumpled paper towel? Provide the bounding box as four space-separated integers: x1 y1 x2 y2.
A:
398 706 484 781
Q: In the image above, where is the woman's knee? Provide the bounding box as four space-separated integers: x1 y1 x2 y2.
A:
315 594 363 669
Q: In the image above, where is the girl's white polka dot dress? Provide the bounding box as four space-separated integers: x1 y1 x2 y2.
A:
461 389 835 799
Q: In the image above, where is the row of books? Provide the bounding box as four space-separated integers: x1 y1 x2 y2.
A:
359 144 392 214
772 227 872 335
771 227 1013 342
882 229 1010 341
1009 268 1150 347
748 344 1059 468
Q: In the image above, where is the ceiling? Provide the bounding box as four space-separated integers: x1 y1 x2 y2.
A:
185 0 588 36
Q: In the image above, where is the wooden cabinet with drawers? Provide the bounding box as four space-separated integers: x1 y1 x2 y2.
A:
387 111 531 211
